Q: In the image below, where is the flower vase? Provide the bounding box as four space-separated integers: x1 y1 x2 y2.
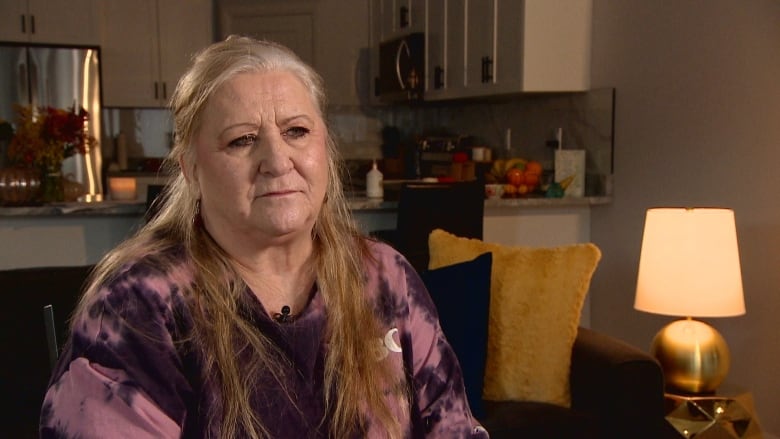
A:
0 167 42 205
40 166 65 203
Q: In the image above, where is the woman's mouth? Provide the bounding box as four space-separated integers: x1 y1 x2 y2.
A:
261 189 298 197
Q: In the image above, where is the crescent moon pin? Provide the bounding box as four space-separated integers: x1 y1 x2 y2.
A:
384 328 403 353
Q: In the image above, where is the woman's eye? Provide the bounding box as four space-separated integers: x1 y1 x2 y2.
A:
228 134 256 148
284 126 310 139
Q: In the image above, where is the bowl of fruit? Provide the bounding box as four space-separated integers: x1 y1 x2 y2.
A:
485 158 543 197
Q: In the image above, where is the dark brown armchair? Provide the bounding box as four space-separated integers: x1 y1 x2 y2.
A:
478 327 668 438
372 181 485 271
0 265 93 438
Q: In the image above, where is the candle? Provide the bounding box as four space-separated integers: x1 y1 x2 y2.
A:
108 177 137 201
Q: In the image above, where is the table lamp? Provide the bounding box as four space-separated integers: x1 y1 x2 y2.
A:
634 208 745 394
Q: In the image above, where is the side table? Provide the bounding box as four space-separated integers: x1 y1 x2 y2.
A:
664 391 763 438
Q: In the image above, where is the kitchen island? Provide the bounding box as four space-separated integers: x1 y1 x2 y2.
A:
0 195 610 270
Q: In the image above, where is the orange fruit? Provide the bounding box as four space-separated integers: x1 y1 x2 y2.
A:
524 172 540 187
503 183 517 197
517 184 530 195
525 160 543 176
505 168 525 186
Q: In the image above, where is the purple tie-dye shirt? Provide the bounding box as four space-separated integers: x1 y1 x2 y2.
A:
40 240 489 438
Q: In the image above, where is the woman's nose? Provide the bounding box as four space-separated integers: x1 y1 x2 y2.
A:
257 133 293 175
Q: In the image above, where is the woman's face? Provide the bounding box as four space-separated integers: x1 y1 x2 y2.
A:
189 70 329 249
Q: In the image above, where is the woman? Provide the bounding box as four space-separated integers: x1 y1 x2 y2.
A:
40 36 487 439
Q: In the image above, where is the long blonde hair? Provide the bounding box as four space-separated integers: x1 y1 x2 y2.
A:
76 36 402 438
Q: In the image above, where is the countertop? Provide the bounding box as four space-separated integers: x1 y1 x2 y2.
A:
0 201 148 217
0 195 611 217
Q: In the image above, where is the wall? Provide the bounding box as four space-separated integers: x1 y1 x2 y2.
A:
588 0 780 434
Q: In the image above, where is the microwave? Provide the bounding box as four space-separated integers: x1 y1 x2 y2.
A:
377 32 424 101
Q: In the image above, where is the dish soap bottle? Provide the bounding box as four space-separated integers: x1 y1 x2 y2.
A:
366 160 384 198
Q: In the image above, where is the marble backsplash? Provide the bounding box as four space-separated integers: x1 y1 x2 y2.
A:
373 88 615 181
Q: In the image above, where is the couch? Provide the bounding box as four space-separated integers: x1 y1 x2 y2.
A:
420 230 672 438
1 255 673 438
477 327 668 438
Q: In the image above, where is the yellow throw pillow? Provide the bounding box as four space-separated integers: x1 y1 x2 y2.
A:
428 229 601 407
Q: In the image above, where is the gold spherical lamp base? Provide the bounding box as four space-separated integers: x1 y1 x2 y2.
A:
650 318 730 394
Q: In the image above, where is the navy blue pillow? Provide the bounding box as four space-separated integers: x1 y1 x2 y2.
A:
420 252 492 419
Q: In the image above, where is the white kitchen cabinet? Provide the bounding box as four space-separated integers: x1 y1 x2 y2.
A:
156 1 213 103
375 0 426 42
421 0 474 99
425 0 450 96
100 0 213 108
0 0 99 45
495 0 591 93
368 0 384 105
464 0 495 90
425 0 592 101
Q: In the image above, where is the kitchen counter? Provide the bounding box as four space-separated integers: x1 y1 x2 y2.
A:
0 195 611 217
0 201 147 217
0 195 610 272
351 194 612 210
485 195 611 208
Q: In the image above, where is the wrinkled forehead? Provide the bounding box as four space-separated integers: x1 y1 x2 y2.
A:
199 72 323 135
204 69 322 121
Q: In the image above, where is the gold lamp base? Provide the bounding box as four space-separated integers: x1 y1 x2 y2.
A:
651 318 730 394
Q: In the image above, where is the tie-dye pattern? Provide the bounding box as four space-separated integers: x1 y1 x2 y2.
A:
40 240 488 438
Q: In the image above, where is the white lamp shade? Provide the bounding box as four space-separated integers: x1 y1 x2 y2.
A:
634 208 746 317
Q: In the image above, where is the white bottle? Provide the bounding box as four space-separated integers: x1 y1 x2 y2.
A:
366 160 384 198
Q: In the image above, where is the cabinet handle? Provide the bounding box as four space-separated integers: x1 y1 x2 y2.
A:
481 56 493 83
434 66 444 89
20 15 25 33
374 77 380 97
30 15 35 34
400 6 409 28
162 82 167 100
154 82 159 99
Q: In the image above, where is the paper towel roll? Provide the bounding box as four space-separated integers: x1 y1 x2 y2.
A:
554 150 585 197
